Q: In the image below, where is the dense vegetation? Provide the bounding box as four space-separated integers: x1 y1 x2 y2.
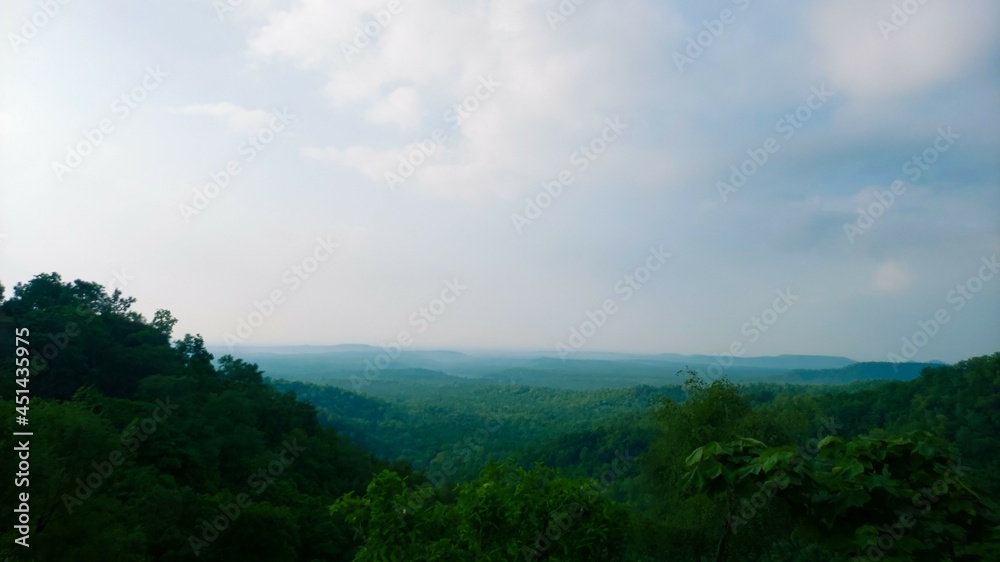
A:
270 378 676 481
0 275 403 560
228 348 939 390
0 273 997 560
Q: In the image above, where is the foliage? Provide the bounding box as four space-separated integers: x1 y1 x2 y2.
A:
0 272 997 561
685 431 1000 561
0 274 387 561
333 463 630 561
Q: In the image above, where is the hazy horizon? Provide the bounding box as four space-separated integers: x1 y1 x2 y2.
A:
217 343 948 366
2 1 998 364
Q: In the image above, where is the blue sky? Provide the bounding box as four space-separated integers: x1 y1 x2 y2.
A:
1 0 998 362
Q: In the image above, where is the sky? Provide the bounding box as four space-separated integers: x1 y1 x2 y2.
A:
0 0 998 363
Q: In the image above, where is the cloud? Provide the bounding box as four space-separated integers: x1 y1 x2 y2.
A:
874 261 912 293
812 0 999 101
302 144 401 184
167 102 275 134
3 0 998 362
246 0 680 199
0 113 9 149
366 87 425 130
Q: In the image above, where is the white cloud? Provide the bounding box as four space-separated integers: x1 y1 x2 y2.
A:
366 87 425 130
874 261 912 293
2 0 998 361
168 102 275 134
813 0 999 101
302 144 401 183
0 113 9 149
248 0 677 199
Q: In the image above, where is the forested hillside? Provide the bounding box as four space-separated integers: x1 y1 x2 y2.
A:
0 275 405 560
1 274 997 561
226 348 939 390
752 361 941 385
270 378 678 480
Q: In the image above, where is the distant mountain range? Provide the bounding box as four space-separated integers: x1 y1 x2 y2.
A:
748 361 944 384
211 346 947 390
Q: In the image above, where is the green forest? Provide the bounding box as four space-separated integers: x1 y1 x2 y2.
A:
1 273 998 561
